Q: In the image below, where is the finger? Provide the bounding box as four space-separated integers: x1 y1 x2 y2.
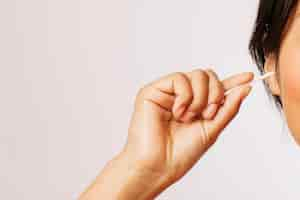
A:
139 72 193 120
202 104 219 120
136 85 175 111
201 69 225 119
183 69 209 116
222 72 254 91
206 84 252 137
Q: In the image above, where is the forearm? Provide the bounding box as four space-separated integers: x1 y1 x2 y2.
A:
79 152 168 200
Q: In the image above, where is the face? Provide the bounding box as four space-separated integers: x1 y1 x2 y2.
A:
266 2 300 145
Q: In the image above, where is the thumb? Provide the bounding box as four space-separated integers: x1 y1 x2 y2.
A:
206 84 252 136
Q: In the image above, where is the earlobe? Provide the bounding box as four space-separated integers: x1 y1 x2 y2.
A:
264 54 281 96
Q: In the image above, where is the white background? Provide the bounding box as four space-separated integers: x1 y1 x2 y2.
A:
1 0 300 199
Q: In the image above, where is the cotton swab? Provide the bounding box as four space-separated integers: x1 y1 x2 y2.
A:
224 71 275 96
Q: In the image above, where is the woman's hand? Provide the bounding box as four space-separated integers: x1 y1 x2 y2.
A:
80 68 254 200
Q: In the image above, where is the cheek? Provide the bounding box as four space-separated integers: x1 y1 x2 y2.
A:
280 48 300 100
282 67 300 98
279 26 300 99
279 45 300 144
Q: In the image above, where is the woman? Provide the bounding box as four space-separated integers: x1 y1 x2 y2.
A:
80 0 300 199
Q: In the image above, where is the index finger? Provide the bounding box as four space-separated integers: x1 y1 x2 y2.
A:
222 72 254 91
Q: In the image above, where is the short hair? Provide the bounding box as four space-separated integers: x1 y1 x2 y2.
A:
248 0 298 109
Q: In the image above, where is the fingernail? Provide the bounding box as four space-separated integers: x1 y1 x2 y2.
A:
242 85 252 99
220 99 225 105
180 111 197 122
175 105 187 119
244 85 252 95
202 104 218 119
173 101 186 117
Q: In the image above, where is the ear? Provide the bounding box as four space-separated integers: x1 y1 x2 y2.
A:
264 53 281 96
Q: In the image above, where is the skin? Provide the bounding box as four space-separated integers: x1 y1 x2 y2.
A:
79 68 254 200
264 2 300 145
79 3 300 199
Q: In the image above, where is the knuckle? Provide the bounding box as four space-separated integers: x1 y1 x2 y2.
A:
206 68 217 75
211 84 225 103
137 85 146 96
181 93 193 105
191 68 205 74
172 72 193 99
191 69 209 80
190 93 207 109
190 101 206 112
172 71 187 80
136 84 150 99
205 68 214 73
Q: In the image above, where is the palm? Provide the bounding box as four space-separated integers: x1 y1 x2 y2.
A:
126 70 253 183
144 107 217 181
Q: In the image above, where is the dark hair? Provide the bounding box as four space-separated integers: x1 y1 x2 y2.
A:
249 0 298 109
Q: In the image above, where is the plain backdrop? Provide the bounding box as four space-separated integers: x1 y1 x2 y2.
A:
1 0 300 199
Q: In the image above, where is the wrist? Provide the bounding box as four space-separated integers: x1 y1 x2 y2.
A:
80 151 170 200
110 151 170 200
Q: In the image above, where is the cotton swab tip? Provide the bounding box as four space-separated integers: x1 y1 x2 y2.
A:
224 71 275 96
253 71 275 82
